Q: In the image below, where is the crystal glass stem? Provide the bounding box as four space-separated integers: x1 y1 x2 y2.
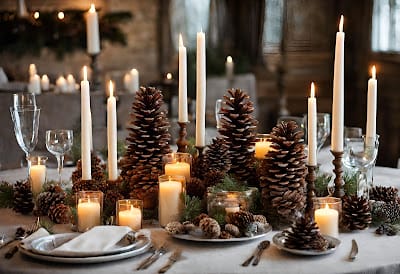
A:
56 154 64 185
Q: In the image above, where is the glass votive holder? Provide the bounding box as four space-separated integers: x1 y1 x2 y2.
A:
77 191 103 232
116 199 143 231
158 175 186 227
313 197 342 238
28 156 48 196
163 152 191 183
254 134 273 160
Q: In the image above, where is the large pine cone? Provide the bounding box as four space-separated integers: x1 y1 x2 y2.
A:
48 204 71 224
218 89 258 184
199 217 221 239
202 170 225 188
371 200 400 223
370 186 399 203
203 137 231 174
226 210 254 230
36 185 66 216
259 121 307 226
71 153 106 184
186 177 206 198
13 180 34 214
120 87 171 209
283 217 328 250
342 195 372 230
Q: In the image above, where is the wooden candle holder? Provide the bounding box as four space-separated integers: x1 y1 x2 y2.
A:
305 165 317 219
331 150 345 198
177 122 189 153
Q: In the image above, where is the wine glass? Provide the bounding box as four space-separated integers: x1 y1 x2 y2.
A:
303 113 331 153
46 129 73 184
342 135 379 198
13 92 36 109
10 107 41 174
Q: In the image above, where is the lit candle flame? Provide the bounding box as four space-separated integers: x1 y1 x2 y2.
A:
179 34 183 47
311 82 315 98
89 4 96 13
227 56 233 63
83 66 87 81
339 15 344 32
167 73 172 80
371 65 376 79
109 80 114 97
58 11 64 20
325 203 330 209
34 11 39 19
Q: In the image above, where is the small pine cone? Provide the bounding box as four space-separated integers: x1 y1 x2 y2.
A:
224 223 240 237
202 170 226 188
36 188 66 216
342 195 372 230
72 179 107 194
219 231 233 239
193 213 209 226
370 186 399 203
203 137 231 174
13 180 34 214
371 201 400 223
71 153 106 185
182 221 196 233
48 204 71 224
199 217 221 239
227 210 254 230
186 177 206 198
165 221 185 235
283 217 328 251
254 215 268 224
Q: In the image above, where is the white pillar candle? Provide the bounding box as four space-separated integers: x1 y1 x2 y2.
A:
130 68 139 93
56 76 68 93
196 30 206 147
28 74 41 94
225 206 240 214
107 81 118 181
165 162 190 183
178 34 188 123
308 82 317 165
254 140 272 160
81 66 92 180
159 180 183 226
226 55 234 82
118 205 142 231
366 65 377 145
77 198 100 231
331 15 345 152
29 64 37 77
30 161 46 196
67 74 76 92
41 74 50 91
86 4 100 55
314 204 339 238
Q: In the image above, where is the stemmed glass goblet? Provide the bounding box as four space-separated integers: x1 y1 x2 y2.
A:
303 113 331 153
45 129 73 185
13 92 37 109
342 135 379 199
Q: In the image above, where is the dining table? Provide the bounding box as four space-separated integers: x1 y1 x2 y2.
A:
1 152 400 274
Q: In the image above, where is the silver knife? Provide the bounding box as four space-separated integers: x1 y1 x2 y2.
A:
348 239 358 261
137 244 167 270
158 249 182 273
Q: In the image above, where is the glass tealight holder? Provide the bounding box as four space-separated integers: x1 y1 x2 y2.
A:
254 134 272 160
116 199 143 231
158 174 186 227
163 152 191 183
313 197 342 238
28 156 48 197
77 191 103 232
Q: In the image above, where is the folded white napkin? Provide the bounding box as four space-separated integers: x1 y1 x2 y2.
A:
20 228 50 249
51 226 132 256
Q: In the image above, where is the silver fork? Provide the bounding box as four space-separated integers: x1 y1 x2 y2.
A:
138 244 168 270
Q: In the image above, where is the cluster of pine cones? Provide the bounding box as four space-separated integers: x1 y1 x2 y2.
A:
165 211 270 239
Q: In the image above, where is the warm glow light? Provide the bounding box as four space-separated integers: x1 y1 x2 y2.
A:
371 65 376 79
325 204 330 209
310 82 315 98
33 11 39 19
109 80 114 97
83 66 88 81
179 34 183 47
167 73 172 80
339 15 344 32
58 11 64 20
227 56 233 63
89 4 96 13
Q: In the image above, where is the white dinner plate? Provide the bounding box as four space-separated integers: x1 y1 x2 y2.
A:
272 232 341 256
30 233 141 257
172 225 271 243
19 236 151 264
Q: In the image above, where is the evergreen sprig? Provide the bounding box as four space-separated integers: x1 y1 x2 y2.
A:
210 175 247 193
0 181 14 208
180 195 202 222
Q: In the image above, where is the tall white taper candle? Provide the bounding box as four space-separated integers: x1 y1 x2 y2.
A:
81 66 92 180
107 81 118 180
308 82 317 166
178 34 188 123
196 30 206 147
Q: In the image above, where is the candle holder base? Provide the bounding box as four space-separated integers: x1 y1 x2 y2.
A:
331 150 345 198
305 165 317 219
89 53 101 92
177 122 189 153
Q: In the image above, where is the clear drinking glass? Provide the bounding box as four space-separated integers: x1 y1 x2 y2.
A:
10 107 41 174
13 92 37 109
343 135 379 199
303 113 331 153
45 129 73 184
215 99 223 129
